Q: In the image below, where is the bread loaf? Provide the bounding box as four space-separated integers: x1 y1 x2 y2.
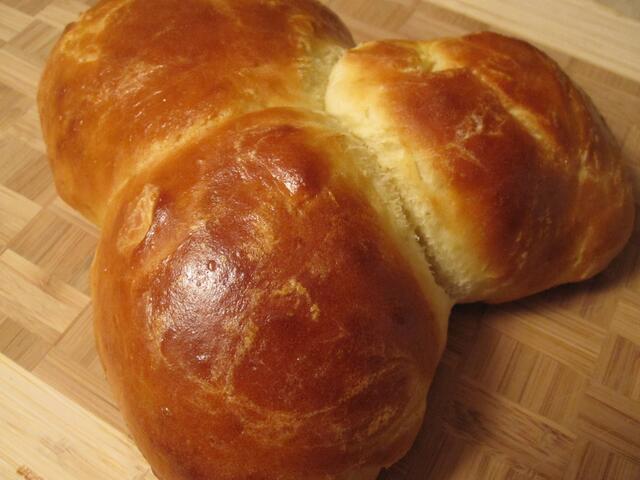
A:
37 0 634 479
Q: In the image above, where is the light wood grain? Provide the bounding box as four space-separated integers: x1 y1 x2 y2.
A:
0 1 639 479
596 0 640 20
0 354 153 480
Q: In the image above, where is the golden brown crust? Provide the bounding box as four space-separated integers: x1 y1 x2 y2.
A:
38 0 354 225
326 32 635 303
93 108 448 480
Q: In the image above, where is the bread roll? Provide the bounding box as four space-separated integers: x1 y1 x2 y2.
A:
326 33 635 303
37 1 635 479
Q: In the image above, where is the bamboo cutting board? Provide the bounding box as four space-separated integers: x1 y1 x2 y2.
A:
0 1 639 479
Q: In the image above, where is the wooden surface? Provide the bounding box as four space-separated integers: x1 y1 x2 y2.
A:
0 1 639 479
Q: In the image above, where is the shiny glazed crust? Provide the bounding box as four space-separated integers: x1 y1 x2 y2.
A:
37 1 635 479
326 33 635 303
38 0 354 224
94 109 448 479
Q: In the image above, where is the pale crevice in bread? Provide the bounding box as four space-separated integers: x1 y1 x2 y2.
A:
374 152 466 302
319 116 454 337
325 47 480 300
325 106 499 301
298 43 347 107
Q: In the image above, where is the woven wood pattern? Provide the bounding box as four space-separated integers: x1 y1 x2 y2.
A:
0 1 639 479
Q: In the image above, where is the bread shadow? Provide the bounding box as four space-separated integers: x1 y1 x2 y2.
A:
378 208 639 480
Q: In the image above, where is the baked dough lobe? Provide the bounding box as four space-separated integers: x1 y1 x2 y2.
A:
326 33 635 302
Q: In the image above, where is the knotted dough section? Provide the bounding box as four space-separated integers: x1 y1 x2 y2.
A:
326 32 634 303
94 108 451 480
38 0 354 225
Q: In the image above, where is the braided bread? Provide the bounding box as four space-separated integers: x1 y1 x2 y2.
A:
37 1 634 479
